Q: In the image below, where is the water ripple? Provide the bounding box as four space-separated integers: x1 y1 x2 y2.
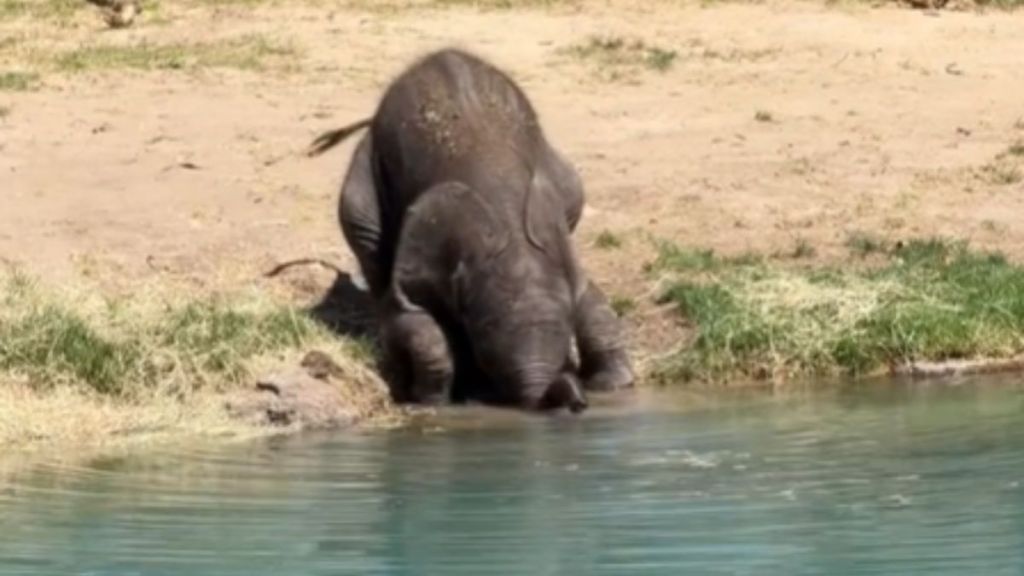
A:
1 381 1024 575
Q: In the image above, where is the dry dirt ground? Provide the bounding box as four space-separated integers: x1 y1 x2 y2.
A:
2 0 1024 367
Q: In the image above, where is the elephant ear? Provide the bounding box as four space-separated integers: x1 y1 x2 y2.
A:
524 170 587 303
538 142 586 233
391 182 509 306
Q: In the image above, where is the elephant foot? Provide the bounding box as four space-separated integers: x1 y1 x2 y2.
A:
380 302 455 407
406 367 454 407
410 388 450 407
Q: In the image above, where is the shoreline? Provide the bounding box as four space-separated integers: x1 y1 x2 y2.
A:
6 233 1024 454
4 341 1024 456
5 361 1024 481
4 0 1024 459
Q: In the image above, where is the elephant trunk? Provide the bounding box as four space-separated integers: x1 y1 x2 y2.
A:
506 362 587 414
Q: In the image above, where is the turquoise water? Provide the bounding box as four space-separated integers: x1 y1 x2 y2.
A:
2 378 1024 575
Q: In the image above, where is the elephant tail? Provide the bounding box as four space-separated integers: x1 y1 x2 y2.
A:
306 118 372 157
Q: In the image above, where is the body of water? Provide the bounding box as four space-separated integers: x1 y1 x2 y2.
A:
2 378 1024 575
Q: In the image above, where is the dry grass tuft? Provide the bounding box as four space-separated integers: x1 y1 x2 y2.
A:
562 35 677 81
651 238 1024 384
49 35 299 73
0 270 395 448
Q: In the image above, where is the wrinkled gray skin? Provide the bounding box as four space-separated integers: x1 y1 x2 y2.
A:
311 48 634 413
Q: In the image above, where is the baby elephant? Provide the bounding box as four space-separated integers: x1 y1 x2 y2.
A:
308 48 634 413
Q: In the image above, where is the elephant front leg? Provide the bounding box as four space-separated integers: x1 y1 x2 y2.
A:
575 280 635 392
381 308 455 405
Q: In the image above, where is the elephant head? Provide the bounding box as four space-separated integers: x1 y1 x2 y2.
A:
391 180 587 412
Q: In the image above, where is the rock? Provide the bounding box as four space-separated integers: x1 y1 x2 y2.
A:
226 366 357 429
225 348 399 430
893 356 1024 378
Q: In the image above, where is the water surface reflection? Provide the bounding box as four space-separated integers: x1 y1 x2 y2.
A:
2 378 1024 575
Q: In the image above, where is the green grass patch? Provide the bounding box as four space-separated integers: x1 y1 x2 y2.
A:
0 71 38 91
49 35 297 74
754 110 774 123
0 272 368 397
647 242 762 273
610 295 637 317
564 36 677 81
594 230 623 250
651 238 1024 384
649 244 719 272
1006 140 1024 157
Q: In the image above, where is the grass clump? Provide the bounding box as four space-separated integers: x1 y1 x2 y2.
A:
190 0 273 5
50 35 297 74
1 305 144 395
0 272 368 397
981 163 1023 185
649 244 719 272
564 36 677 80
845 230 890 257
594 230 623 250
978 141 1024 185
789 238 816 259
0 71 38 91
610 295 637 317
431 0 573 7
646 243 762 273
650 238 1024 384
754 110 774 123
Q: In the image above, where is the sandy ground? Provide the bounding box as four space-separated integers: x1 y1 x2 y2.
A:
2 0 1024 366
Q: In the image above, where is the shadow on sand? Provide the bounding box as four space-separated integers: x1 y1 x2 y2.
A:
270 262 485 407
307 271 378 341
